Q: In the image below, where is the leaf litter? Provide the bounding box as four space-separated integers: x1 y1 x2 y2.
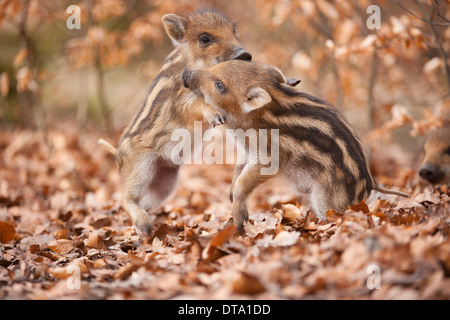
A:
0 126 449 299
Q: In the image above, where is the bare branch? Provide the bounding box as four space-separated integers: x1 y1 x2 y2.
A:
367 47 379 131
310 0 344 107
433 0 450 23
17 0 50 151
415 0 450 96
391 0 450 27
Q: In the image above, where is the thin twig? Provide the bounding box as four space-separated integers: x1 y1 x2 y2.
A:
367 47 379 131
76 0 92 132
310 0 344 107
391 0 450 27
95 48 113 136
433 0 450 23
415 0 450 96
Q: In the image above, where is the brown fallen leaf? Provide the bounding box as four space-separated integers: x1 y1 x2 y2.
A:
282 203 304 220
202 225 237 262
0 221 15 244
48 259 89 279
91 216 112 229
53 229 68 240
350 200 370 213
189 191 209 211
437 241 450 274
29 244 39 254
370 211 389 224
47 239 74 254
48 266 73 279
304 221 318 231
151 223 169 243
85 231 107 250
369 198 391 213
113 262 140 280
232 272 266 295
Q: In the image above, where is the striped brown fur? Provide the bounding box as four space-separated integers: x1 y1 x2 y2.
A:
112 10 252 233
182 60 408 232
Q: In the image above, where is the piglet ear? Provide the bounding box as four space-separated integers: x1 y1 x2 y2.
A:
241 87 271 113
286 78 301 87
162 14 187 45
265 65 301 87
265 65 286 84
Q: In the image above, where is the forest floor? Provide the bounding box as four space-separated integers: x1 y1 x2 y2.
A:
0 124 449 300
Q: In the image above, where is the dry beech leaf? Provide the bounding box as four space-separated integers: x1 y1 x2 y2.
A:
340 241 370 273
29 244 39 254
371 211 389 224
202 225 236 261
47 239 74 254
48 259 89 279
257 230 300 248
85 232 107 250
232 272 266 295
151 223 169 243
91 216 112 229
113 263 140 280
326 209 343 220
304 221 318 231
73 258 90 274
48 266 72 279
282 204 303 220
0 221 15 244
53 229 68 240
350 201 370 213
273 230 300 246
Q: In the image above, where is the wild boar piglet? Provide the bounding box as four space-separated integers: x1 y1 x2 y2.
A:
419 126 450 186
100 10 252 234
182 60 408 232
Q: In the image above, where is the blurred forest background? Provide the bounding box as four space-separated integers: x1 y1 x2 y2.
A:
1 0 449 161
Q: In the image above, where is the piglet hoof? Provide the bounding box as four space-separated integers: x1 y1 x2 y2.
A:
223 218 245 236
141 227 151 237
138 224 152 238
134 215 153 237
236 223 245 236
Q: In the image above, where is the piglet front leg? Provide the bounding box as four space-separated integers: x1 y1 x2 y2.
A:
231 164 268 234
230 163 246 202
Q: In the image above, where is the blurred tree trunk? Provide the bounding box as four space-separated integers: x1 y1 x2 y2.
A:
17 0 49 150
76 0 92 132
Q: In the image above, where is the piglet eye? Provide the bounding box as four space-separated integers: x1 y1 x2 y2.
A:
199 33 213 46
215 80 226 93
445 147 450 156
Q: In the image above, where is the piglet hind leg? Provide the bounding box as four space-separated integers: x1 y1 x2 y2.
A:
230 163 246 202
120 153 180 235
122 196 153 235
308 184 344 221
231 164 269 234
308 195 329 221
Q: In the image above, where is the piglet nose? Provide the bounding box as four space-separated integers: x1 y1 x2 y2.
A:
419 163 436 182
181 69 192 88
231 47 252 61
